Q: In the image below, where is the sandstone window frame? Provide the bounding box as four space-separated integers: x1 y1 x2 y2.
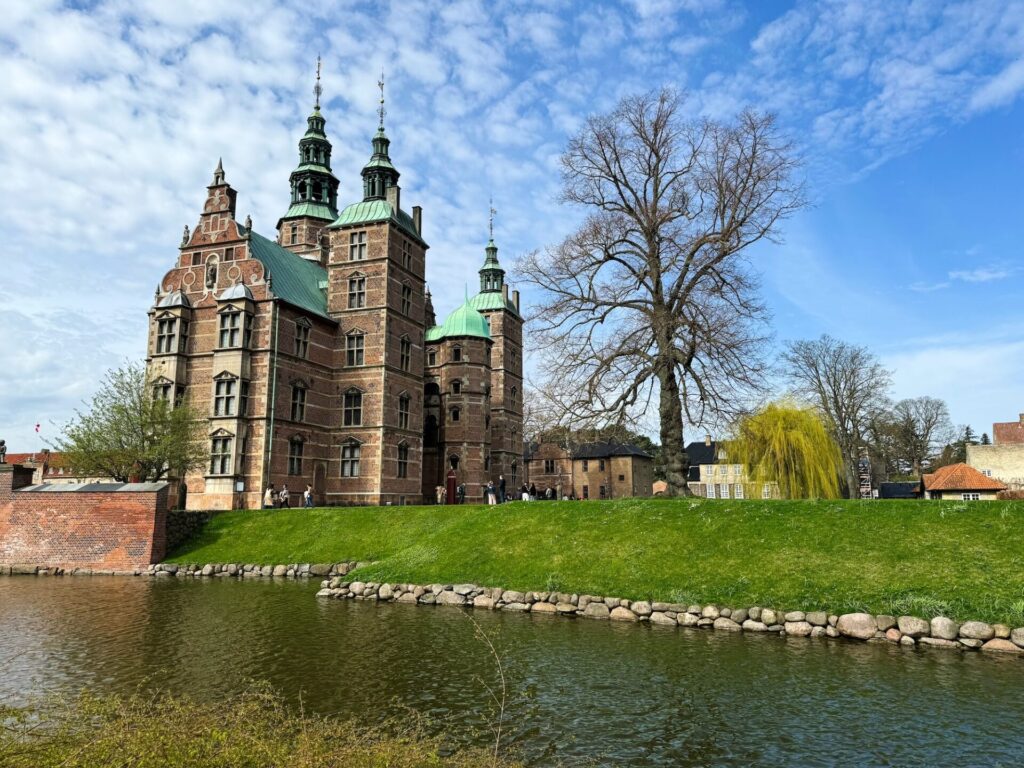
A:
288 436 304 476
399 335 411 371
510 386 518 409
290 224 298 245
155 314 177 354
209 431 233 476
427 348 437 366
398 392 410 430
450 406 461 423
216 304 251 349
401 238 412 270
451 379 462 395
346 331 365 366
544 459 555 474
290 383 307 422
294 318 311 358
349 231 367 261
401 283 412 315
153 377 173 403
347 274 366 309
343 388 363 427
341 440 361 477
212 373 238 417
397 441 409 478
452 345 462 362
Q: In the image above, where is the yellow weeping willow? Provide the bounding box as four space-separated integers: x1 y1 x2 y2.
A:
727 401 843 499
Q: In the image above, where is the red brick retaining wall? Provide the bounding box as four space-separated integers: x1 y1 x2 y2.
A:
0 465 169 570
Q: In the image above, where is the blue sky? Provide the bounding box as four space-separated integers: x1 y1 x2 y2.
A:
1 0 1022 449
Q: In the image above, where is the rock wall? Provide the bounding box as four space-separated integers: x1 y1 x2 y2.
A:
164 510 215 554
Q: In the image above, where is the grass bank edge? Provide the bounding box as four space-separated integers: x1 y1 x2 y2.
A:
168 498 1024 625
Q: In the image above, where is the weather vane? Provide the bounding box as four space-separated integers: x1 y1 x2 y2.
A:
489 196 497 240
313 55 322 109
377 69 386 127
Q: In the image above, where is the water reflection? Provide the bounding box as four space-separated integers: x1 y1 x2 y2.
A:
1 577 1023 766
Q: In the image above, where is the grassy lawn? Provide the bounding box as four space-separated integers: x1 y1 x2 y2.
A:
169 498 1024 624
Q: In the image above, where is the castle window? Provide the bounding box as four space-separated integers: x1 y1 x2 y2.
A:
343 390 362 426
510 386 518 409
452 345 462 362
291 385 306 422
210 436 233 475
156 318 177 354
600 485 607 499
218 311 241 348
397 442 409 478
288 438 304 476
599 459 605 472
346 333 364 366
239 381 250 416
544 459 555 474
154 382 172 402
735 483 744 499
582 485 589 499
398 394 410 429
484 455 490 471
348 276 366 308
213 378 237 416
174 385 187 407
401 284 412 315
290 224 298 245
401 239 411 270
451 380 461 395
179 319 190 353
450 407 460 422
582 459 589 472
294 320 311 358
244 314 254 348
341 442 361 477
400 337 411 371
427 348 437 366
349 231 367 261
224 247 234 261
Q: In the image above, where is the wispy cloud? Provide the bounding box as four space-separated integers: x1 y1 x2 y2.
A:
911 263 1017 291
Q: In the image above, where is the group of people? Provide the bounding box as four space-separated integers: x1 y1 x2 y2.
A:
262 483 314 509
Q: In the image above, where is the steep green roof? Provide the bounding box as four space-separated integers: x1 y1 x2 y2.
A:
468 291 518 316
281 201 336 221
292 163 335 175
426 299 491 342
329 199 422 243
245 230 332 320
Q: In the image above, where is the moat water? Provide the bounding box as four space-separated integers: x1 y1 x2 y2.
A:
2 576 1023 766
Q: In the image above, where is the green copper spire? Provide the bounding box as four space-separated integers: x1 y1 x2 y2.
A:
361 72 400 200
479 200 504 293
282 57 339 222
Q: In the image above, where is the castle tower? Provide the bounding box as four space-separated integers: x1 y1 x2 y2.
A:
325 76 428 505
277 58 340 266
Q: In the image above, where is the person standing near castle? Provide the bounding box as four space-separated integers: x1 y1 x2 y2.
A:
485 480 497 505
263 484 275 509
303 484 313 508
279 484 290 508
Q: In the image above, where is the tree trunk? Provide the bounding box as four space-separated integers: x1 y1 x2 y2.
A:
658 364 688 496
843 455 858 500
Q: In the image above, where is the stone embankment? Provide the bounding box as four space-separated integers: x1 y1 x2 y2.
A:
0 561 361 578
316 579 1024 656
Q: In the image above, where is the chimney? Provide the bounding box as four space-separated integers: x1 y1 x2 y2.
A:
512 289 520 312
704 434 712 446
1019 413 1024 424
502 284 509 303
386 183 401 212
412 206 422 236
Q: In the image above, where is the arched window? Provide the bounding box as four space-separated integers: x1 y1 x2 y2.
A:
449 454 460 470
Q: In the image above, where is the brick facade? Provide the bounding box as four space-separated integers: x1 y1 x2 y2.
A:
146 97 523 510
0 465 169 570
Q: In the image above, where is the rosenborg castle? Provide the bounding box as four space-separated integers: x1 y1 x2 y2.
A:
147 82 523 510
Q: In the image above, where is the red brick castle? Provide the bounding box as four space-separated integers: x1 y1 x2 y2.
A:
147 77 523 510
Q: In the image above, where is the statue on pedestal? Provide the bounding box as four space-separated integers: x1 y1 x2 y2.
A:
0 439 7 464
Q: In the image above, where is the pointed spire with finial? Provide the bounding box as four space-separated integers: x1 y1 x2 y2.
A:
361 69 400 201
212 157 225 185
479 199 505 293
377 69 386 128
314 54 322 110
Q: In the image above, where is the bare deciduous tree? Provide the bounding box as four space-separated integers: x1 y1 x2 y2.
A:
889 396 954 476
516 88 806 495
781 335 892 497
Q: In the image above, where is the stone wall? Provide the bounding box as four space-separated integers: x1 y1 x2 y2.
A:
164 510 215 554
0 466 169 570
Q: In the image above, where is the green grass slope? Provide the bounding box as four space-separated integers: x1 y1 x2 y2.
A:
169 498 1024 624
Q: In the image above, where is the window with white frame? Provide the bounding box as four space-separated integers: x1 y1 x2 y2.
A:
210 436 232 475
719 482 730 499
349 231 367 261
735 483 744 499
982 469 993 477
962 492 980 501
346 333 364 366
706 483 715 499
348 276 365 308
762 483 772 499
343 390 362 426
156 318 177 354
341 442 361 477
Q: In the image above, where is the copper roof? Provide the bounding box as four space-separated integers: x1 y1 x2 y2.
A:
922 463 1006 492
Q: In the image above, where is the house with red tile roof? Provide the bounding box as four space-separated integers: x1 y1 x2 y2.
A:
920 463 1007 500
992 413 1024 445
